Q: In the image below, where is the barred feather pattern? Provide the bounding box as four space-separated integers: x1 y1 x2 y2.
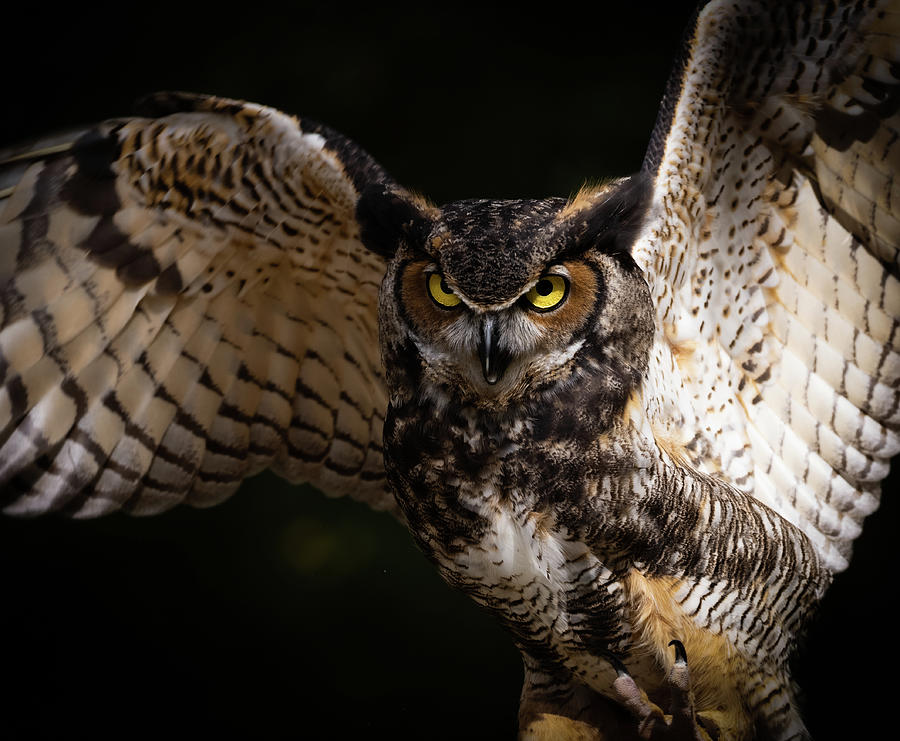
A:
0 94 396 518
589 1 900 735
636 0 900 578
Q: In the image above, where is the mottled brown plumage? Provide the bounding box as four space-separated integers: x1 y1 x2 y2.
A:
369 178 831 740
2 1 899 739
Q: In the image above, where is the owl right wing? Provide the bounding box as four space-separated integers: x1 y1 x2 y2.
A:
634 0 900 572
0 92 399 518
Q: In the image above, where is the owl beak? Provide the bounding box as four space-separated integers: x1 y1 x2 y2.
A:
478 315 508 385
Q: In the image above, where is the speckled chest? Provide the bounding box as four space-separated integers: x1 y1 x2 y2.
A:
382 397 629 664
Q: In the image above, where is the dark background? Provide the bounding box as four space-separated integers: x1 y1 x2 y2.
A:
0 3 894 738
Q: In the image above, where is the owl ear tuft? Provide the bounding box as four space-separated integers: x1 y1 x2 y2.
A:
357 185 434 259
565 173 652 263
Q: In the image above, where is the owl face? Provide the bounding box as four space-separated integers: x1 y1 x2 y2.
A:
359 175 655 414
393 246 608 406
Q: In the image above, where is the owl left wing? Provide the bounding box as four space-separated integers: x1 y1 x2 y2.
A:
635 0 900 572
0 92 399 518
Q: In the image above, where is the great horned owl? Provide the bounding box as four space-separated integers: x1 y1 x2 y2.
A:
1 1 898 739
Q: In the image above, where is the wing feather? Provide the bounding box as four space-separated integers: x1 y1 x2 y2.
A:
0 92 397 518
637 0 900 571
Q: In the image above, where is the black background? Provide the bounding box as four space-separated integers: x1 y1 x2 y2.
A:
1 3 895 738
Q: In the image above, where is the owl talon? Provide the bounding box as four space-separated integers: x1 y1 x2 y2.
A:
662 640 712 740
610 656 667 736
610 643 714 741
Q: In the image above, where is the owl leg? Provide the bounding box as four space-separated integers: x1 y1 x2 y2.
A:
610 641 715 740
518 656 647 740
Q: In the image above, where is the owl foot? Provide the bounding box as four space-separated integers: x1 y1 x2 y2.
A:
611 641 715 741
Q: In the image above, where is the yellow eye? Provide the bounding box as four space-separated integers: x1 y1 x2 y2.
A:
427 272 461 308
523 274 569 312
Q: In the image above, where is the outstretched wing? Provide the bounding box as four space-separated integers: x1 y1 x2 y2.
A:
0 92 396 518
636 0 900 572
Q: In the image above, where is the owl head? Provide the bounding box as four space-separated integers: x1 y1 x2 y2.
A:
358 175 655 420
